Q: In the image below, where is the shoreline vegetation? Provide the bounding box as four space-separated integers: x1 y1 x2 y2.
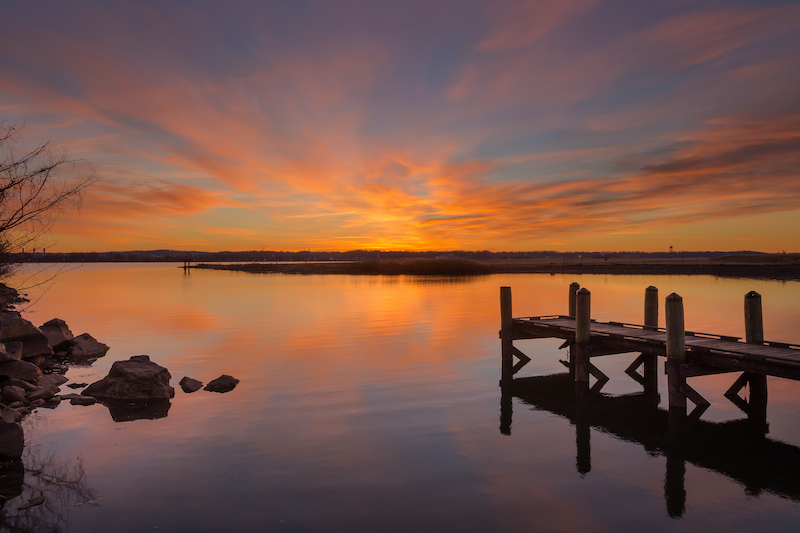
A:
190 254 800 280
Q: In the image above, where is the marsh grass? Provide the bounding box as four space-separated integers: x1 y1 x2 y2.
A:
349 258 492 276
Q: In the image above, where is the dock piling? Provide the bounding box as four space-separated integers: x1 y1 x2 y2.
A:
574 288 591 387
745 291 768 430
666 293 687 416
500 287 513 385
643 286 659 396
568 282 580 317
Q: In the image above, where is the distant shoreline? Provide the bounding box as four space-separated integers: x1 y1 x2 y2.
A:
189 260 800 281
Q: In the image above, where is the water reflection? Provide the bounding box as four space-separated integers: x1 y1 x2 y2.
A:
503 373 800 517
99 400 171 422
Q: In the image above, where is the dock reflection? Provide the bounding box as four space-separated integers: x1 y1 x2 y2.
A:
501 373 800 517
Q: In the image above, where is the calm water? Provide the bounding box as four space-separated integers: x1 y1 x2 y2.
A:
5 264 800 532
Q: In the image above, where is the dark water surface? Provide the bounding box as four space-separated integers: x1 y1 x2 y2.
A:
6 264 800 532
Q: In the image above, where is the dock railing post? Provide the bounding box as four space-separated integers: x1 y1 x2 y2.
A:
745 291 767 431
500 287 513 386
643 286 659 397
574 288 591 393
666 293 686 417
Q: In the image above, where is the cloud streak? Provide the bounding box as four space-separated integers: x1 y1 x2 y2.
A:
1 0 798 251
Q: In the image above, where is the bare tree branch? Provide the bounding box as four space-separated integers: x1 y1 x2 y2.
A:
0 123 97 278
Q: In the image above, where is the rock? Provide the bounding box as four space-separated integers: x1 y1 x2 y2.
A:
0 342 22 362
83 355 174 401
7 401 25 410
69 396 96 406
1 407 22 424
39 318 74 352
27 384 60 402
68 333 109 361
29 399 44 408
0 419 23 459
5 378 35 392
1 386 27 405
67 382 88 389
18 495 46 510
0 360 42 383
38 374 68 388
204 375 239 393
0 314 53 359
179 377 203 393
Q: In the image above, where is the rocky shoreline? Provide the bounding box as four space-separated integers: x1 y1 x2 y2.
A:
0 282 239 510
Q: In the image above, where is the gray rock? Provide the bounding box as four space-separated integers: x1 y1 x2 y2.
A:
204 375 239 393
179 377 203 393
0 314 53 359
1 386 27 405
0 419 23 459
0 360 42 383
83 355 174 401
39 319 74 352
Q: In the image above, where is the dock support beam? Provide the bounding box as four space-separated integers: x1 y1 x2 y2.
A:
500 287 513 386
666 293 687 418
574 288 591 395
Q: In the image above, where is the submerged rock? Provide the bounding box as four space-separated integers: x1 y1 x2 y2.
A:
204 375 239 393
179 376 203 393
0 412 23 459
83 355 174 401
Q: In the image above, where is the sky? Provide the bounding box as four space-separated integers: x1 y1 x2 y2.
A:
1 0 799 253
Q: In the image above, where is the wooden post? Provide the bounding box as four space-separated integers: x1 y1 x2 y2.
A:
500 287 513 386
745 291 767 431
642 286 659 397
568 282 580 317
644 286 658 328
744 291 764 344
574 288 591 388
666 293 686 415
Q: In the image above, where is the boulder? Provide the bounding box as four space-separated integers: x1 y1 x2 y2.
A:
0 360 42 383
204 375 239 393
1 386 27 405
38 374 68 388
4 378 35 392
39 318 74 352
27 384 60 402
179 377 203 393
83 355 174 401
69 333 109 360
0 342 22 362
0 314 53 359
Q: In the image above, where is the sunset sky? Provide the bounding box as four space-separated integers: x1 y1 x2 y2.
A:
2 0 799 252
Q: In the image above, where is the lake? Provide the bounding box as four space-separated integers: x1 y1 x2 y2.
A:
5 264 800 532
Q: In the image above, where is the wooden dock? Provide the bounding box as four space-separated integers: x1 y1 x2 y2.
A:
500 284 800 424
